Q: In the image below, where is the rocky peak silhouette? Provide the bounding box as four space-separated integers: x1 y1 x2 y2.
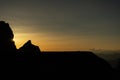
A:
18 40 41 56
21 40 32 48
0 21 41 56
0 21 14 41
0 21 16 55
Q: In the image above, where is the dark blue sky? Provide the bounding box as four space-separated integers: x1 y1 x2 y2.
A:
0 0 120 51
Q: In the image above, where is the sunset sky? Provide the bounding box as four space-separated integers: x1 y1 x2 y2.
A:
0 0 120 51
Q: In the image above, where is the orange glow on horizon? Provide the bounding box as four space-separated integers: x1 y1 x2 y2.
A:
13 32 120 51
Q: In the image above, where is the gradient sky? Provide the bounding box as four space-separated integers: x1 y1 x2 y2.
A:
0 0 120 51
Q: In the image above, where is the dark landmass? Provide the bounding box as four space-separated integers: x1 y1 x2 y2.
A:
0 21 120 79
96 52 120 68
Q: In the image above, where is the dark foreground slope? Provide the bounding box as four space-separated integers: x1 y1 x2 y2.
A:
0 51 114 79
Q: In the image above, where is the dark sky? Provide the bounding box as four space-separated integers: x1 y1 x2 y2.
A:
0 0 120 51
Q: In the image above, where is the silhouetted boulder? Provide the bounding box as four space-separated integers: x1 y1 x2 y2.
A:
18 40 41 56
0 21 17 55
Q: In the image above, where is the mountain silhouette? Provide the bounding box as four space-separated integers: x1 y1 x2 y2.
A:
0 21 115 79
18 40 41 56
0 21 17 56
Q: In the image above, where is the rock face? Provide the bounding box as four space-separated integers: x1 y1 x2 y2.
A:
0 21 41 56
0 21 17 55
18 40 41 56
